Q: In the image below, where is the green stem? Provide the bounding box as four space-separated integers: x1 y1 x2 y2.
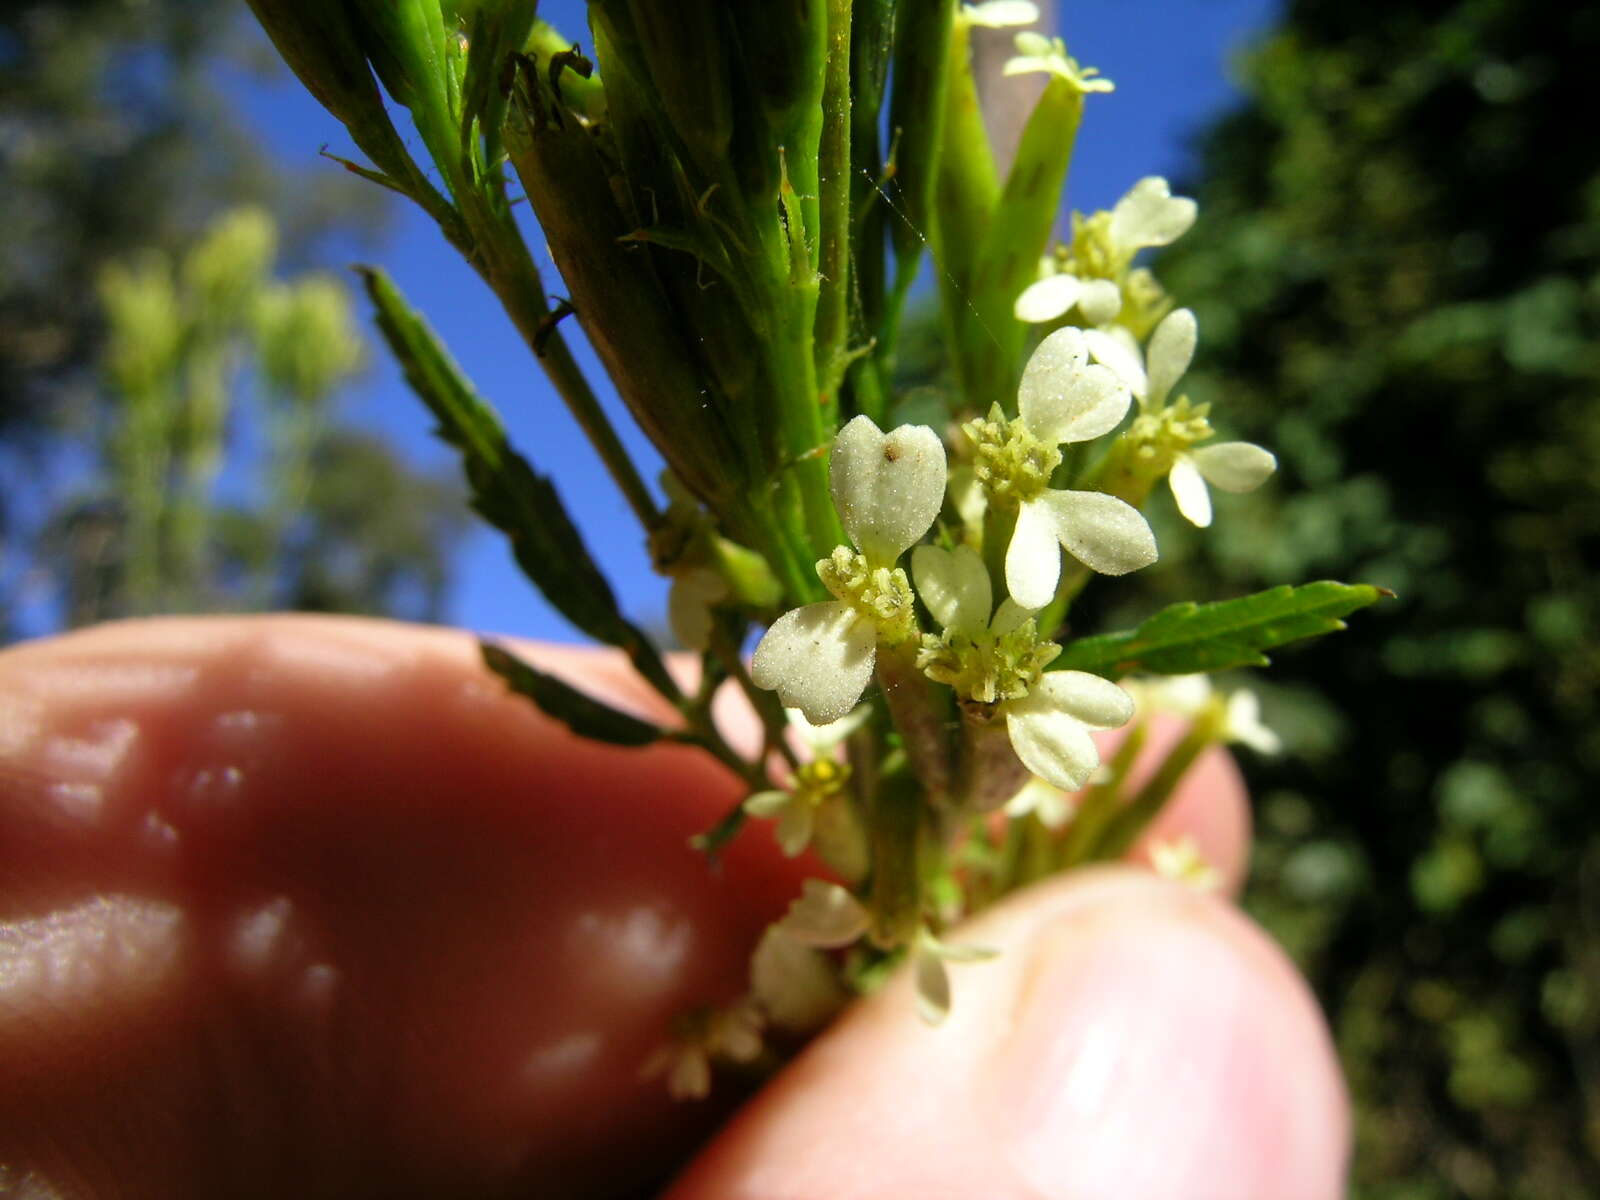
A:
875 641 953 803
463 201 662 533
868 765 925 949
813 0 853 401
1088 718 1216 862
1059 720 1148 867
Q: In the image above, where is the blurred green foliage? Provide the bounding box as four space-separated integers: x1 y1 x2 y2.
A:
44 207 463 626
2 0 462 632
1152 0 1600 1192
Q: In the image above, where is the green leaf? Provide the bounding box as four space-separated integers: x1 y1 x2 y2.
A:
361 266 682 703
1052 582 1388 680
481 643 663 747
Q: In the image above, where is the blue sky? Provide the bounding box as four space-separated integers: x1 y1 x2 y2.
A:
233 0 1281 644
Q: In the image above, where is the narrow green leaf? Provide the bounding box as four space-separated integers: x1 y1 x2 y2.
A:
360 266 682 703
481 643 662 747
1052 582 1388 679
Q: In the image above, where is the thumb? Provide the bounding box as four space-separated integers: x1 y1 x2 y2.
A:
670 867 1349 1200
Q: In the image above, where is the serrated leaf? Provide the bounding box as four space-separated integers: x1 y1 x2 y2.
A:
360 267 680 702
481 643 662 747
1052 581 1387 680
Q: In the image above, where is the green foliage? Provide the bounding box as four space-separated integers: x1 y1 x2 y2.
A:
1053 581 1384 679
44 210 462 628
361 266 680 701
480 643 664 747
1160 0 1600 1191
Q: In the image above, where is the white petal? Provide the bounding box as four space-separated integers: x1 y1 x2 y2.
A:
743 789 790 817
775 802 816 857
1004 777 1074 829
947 464 988 534
1110 176 1198 250
750 928 849 1033
1225 690 1281 755
1142 673 1213 717
1169 455 1213 527
912 544 992 635
1077 279 1123 325
1005 497 1063 610
786 703 871 750
777 879 870 948
751 601 876 725
1018 327 1132 446
1013 273 1081 324
1146 308 1197 407
1038 489 1159 576
922 933 1000 963
1083 327 1148 399
1004 701 1101 792
913 947 951 1025
1191 442 1277 493
990 596 1034 636
1030 669 1135 728
667 568 723 651
962 0 1039 28
830 416 948 564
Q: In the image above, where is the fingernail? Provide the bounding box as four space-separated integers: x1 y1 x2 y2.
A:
985 881 1346 1199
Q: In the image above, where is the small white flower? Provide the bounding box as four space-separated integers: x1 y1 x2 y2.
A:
996 328 1158 609
743 754 852 858
752 416 946 725
1004 31 1115 94
1131 673 1281 755
961 0 1039 28
912 543 1135 792
1222 688 1281 756
641 1000 764 1100
1150 835 1221 892
1004 776 1076 829
1139 309 1277 528
1014 177 1196 326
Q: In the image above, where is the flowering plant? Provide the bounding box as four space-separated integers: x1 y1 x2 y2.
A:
249 0 1381 1094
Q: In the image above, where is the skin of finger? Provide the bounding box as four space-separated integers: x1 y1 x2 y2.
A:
0 615 809 1199
669 867 1349 1200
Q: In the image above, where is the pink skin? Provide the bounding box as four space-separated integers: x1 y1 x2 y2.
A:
0 616 1347 1198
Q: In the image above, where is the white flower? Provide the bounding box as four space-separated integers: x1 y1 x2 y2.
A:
777 879 872 948
1150 835 1221 892
1014 178 1196 326
961 0 1039 27
1138 309 1277 528
1131 673 1281 756
912 543 1135 792
990 328 1158 609
751 416 946 725
1004 776 1076 829
641 1000 764 1100
1221 688 1281 756
1004 31 1115 94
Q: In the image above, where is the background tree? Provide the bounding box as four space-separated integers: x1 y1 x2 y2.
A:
1152 0 1600 1193
1 0 462 633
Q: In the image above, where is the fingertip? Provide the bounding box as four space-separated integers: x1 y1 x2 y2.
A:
672 869 1347 1200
